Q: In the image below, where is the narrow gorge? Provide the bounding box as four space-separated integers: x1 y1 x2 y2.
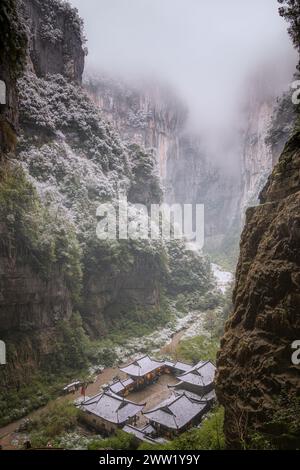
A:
0 0 299 453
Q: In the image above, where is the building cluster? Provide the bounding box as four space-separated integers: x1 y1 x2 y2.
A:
80 355 216 443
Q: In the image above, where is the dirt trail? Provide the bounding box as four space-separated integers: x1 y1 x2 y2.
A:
160 330 185 356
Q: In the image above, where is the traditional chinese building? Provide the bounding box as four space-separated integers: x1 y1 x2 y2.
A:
109 378 135 396
174 360 216 395
164 360 193 375
80 390 145 434
173 387 216 406
122 424 167 445
143 393 209 438
120 355 166 388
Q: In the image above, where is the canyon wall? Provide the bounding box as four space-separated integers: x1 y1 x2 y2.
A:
85 76 186 180
21 0 85 84
0 0 80 388
240 100 274 214
16 0 166 342
240 86 295 217
216 104 300 448
165 134 241 253
0 0 212 397
87 76 242 253
0 0 27 156
87 75 295 259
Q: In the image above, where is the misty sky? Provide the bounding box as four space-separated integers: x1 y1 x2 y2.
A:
70 0 297 163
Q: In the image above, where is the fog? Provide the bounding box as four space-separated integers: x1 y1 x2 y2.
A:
70 0 297 166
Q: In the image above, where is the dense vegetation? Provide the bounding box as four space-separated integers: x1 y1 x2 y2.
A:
248 394 300 450
0 163 82 301
88 430 137 451
0 0 27 77
278 0 300 69
23 401 80 448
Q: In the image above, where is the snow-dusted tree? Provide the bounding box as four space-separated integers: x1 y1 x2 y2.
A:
278 0 300 67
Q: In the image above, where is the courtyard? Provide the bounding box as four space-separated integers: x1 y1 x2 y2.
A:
126 374 179 427
80 356 216 442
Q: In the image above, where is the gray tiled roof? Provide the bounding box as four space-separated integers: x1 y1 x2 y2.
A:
174 388 216 402
109 378 134 395
144 393 208 430
141 423 156 435
173 361 192 373
122 425 157 444
81 390 144 424
164 360 175 368
177 360 216 388
120 355 164 377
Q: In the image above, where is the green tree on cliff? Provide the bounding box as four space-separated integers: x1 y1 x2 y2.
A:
278 0 300 60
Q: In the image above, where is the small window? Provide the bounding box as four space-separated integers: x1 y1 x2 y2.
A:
0 80 6 105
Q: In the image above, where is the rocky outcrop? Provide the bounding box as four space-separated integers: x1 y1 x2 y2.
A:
21 0 85 83
0 1 74 387
240 101 274 214
165 133 241 252
0 260 73 386
0 0 27 155
3 1 210 358
216 118 300 448
86 75 185 179
87 76 242 252
83 254 161 338
0 1 86 389
240 90 296 216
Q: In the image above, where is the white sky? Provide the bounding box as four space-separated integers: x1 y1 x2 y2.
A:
70 0 297 164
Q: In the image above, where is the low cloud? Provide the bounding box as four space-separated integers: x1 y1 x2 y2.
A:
71 0 297 166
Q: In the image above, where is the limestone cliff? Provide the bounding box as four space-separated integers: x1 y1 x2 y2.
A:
0 1 83 390
85 75 185 180
0 0 27 156
165 133 241 253
87 75 296 259
21 0 85 84
240 100 274 214
216 112 300 448
0 0 212 399
87 75 242 253
240 89 296 216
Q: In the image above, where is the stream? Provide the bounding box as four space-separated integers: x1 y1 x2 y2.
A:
0 263 232 449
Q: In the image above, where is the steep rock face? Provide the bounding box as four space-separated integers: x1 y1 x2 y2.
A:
21 0 85 83
86 76 185 179
87 76 241 252
165 134 241 252
216 123 300 448
0 0 27 155
240 100 274 214
0 1 75 386
83 253 161 338
16 70 171 339
0 1 88 390
240 92 296 215
0 260 73 387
